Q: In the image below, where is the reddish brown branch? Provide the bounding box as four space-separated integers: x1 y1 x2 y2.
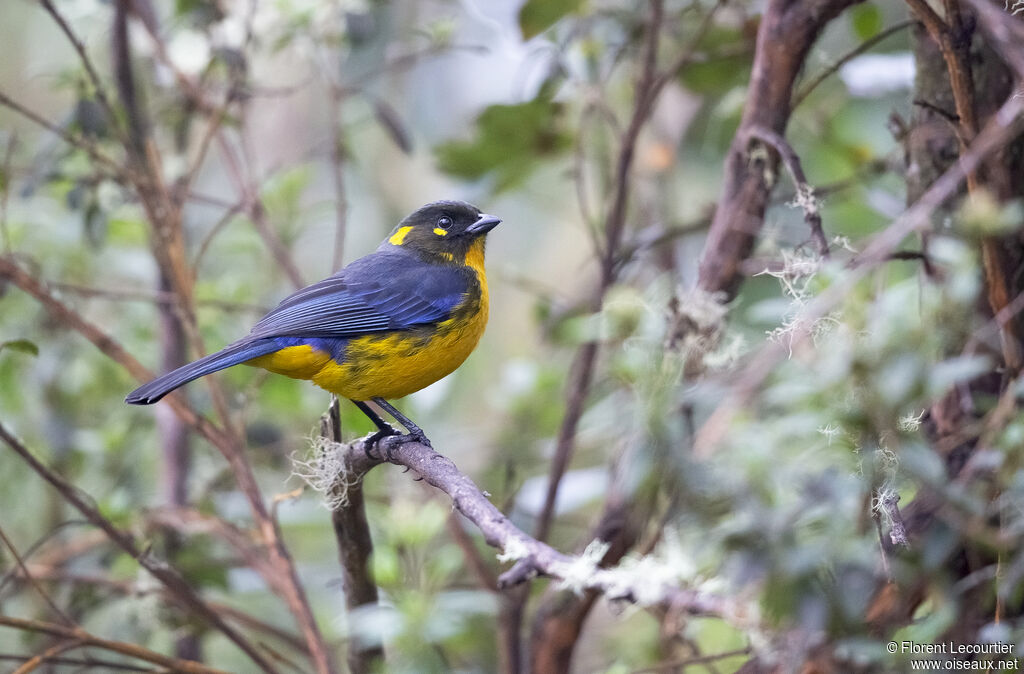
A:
0 523 74 627
0 256 333 673
697 0 865 299
746 125 829 257
696 90 1024 455
905 0 1024 373
0 615 229 674
0 421 278 673
15 565 311 657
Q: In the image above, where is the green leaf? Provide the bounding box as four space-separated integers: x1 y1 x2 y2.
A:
0 339 39 357
435 99 570 191
518 0 584 40
679 53 751 95
850 4 883 40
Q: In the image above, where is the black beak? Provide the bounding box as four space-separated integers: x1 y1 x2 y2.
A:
467 213 502 234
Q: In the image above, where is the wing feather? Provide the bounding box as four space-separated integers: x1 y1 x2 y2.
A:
247 252 471 339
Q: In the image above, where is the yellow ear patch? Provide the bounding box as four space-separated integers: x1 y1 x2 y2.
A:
433 228 448 236
389 226 414 246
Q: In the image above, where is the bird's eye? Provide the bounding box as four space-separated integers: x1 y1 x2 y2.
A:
437 216 452 229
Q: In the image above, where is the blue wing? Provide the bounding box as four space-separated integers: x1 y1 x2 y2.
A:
247 251 472 339
126 250 473 404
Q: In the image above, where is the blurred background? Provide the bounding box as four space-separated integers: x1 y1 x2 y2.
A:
2 0 1023 672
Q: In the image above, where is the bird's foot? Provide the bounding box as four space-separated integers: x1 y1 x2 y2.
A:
406 429 432 450
364 424 400 461
378 430 433 462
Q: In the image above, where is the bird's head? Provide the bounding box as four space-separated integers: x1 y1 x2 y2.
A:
380 200 501 263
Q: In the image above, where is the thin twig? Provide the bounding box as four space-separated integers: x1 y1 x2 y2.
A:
175 91 236 207
631 648 751 673
0 421 279 674
793 20 915 108
38 0 129 147
746 125 829 257
446 512 499 591
0 615 229 674
10 638 87 674
0 90 127 180
695 91 1024 455
16 566 312 657
52 281 266 313
192 200 246 276
0 133 15 253
0 653 155 672
216 133 305 288
535 0 667 546
0 523 75 626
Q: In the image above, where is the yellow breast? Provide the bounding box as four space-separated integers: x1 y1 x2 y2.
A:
249 239 489 400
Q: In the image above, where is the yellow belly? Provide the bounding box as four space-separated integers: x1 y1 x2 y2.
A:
247 308 487 401
249 239 490 400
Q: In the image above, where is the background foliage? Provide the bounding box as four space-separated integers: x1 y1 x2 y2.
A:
1 0 1022 672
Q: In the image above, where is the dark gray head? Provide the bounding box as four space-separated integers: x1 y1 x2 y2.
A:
381 200 502 261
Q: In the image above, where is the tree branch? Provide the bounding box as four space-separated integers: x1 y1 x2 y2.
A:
695 90 1024 456
0 615 229 674
326 435 725 616
38 0 129 148
745 125 828 257
0 255 334 673
321 399 383 673
697 0 864 299
0 421 278 674
792 20 915 108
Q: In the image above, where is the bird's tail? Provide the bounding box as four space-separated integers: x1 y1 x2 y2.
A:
125 339 281 405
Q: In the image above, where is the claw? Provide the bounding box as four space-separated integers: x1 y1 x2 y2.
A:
379 430 433 461
364 424 399 461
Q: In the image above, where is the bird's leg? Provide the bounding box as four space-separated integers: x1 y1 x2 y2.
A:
352 400 399 460
371 397 433 454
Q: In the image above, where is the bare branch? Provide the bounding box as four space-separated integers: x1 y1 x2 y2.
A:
38 0 128 147
321 399 383 674
333 435 725 616
216 134 306 289
697 0 864 299
793 20 915 108
0 615 229 674
746 125 828 257
696 91 1024 456
0 421 278 674
535 0 667 547
0 89 127 180
0 653 154 672
0 256 333 673
0 523 75 627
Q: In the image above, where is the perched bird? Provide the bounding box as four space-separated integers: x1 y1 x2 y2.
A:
126 200 501 447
